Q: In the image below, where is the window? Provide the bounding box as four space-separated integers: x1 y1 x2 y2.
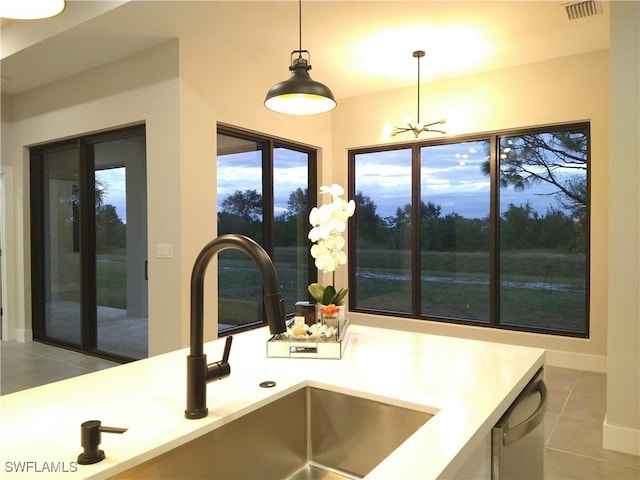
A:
349 123 589 337
216 125 317 334
497 129 588 334
420 140 491 322
30 125 148 361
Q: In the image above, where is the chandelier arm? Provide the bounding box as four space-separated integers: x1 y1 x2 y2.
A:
422 120 442 128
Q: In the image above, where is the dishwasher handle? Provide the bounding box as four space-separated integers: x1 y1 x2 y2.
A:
502 379 547 447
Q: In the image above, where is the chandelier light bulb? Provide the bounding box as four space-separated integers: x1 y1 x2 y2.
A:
382 123 394 139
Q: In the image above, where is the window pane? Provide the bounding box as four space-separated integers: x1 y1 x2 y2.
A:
217 133 265 333
498 129 588 334
94 134 148 360
42 147 82 345
420 140 491 322
353 149 412 314
274 147 309 312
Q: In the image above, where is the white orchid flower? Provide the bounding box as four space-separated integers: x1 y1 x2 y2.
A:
319 183 344 197
308 184 356 274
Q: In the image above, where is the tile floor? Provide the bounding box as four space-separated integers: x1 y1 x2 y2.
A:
544 366 639 479
0 340 119 395
1 341 639 479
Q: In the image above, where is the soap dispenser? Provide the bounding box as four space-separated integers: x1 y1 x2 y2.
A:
77 420 127 465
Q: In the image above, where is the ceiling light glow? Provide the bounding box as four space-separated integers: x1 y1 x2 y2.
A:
0 0 66 20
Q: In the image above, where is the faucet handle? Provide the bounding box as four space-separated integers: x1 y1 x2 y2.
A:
222 335 232 363
205 335 232 382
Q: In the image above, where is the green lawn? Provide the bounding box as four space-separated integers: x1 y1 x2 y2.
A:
354 248 586 333
70 246 586 334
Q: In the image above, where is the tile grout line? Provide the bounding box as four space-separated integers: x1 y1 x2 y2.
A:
545 446 640 473
558 369 581 417
548 369 640 471
544 369 581 448
33 350 102 373
21 347 101 375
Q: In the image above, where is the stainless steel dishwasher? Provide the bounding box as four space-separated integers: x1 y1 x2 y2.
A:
492 367 547 479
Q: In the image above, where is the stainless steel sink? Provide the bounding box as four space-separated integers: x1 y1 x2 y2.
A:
114 386 433 479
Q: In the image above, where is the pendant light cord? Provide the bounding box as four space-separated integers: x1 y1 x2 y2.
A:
298 0 303 58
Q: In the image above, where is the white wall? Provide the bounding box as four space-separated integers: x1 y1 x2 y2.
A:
2 40 181 355
173 36 333 348
1 36 334 356
331 50 610 372
604 1 640 457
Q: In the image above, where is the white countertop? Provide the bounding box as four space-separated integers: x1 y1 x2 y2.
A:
0 325 544 479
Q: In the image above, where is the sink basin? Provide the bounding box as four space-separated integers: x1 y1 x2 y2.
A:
114 386 433 479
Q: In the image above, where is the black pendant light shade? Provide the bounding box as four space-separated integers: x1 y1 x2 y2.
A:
264 0 336 115
264 52 336 115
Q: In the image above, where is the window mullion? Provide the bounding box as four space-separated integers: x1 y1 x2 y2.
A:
412 144 422 316
79 138 98 352
263 140 275 256
489 135 499 327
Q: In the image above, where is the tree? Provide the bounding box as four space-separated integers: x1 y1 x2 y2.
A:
354 191 381 226
96 204 125 252
500 202 537 249
282 187 308 220
273 188 309 246
482 130 588 214
421 201 441 220
220 189 262 221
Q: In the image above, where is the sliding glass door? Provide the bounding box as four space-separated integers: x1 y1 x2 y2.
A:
38 146 83 346
31 125 148 361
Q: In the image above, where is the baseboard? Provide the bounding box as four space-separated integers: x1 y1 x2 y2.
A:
12 328 33 343
545 349 607 372
603 414 640 456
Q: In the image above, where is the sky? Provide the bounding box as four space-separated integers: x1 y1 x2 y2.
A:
102 141 584 223
102 138 582 225
96 167 127 222
217 147 309 217
217 140 581 221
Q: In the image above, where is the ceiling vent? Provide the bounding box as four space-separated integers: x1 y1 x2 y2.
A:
563 0 602 20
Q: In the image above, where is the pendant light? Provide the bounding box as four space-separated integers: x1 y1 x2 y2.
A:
264 0 336 115
0 0 66 20
384 50 446 139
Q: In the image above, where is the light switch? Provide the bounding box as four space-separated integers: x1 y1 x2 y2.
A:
156 243 173 259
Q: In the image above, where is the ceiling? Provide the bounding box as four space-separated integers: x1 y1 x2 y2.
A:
0 1 610 98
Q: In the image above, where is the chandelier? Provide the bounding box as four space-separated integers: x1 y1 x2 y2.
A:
384 50 446 139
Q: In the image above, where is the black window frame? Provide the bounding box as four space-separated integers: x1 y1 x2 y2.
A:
216 123 318 335
348 121 590 338
30 124 147 362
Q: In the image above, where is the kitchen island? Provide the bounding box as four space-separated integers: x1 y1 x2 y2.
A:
1 325 545 479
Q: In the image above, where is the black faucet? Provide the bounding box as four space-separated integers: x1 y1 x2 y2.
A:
185 234 287 419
